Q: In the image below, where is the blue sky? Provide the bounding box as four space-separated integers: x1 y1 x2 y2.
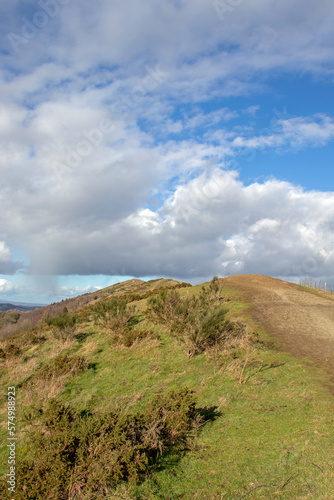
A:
0 0 334 303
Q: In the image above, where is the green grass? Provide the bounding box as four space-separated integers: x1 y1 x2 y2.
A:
125 350 334 499
0 279 333 498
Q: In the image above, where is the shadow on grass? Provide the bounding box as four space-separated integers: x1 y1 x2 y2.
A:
87 362 98 372
149 405 222 477
73 331 97 343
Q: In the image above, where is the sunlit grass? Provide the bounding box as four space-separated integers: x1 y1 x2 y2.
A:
0 279 333 498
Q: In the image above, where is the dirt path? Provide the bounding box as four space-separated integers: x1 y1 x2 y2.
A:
223 274 334 386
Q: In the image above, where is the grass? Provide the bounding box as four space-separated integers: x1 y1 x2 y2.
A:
0 278 333 498
294 284 334 301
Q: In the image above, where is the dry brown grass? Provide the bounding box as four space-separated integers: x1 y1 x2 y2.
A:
79 337 101 356
3 356 39 384
43 337 77 360
20 375 66 408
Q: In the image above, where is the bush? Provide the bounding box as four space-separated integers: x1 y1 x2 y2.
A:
29 332 47 345
34 354 88 380
13 388 204 498
5 310 20 324
19 329 47 346
0 343 22 359
92 297 127 320
121 329 151 347
187 307 237 356
45 310 77 340
147 280 246 356
147 289 192 327
45 311 76 330
92 297 137 333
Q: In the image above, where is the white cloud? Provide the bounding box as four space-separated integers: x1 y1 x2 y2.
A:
0 279 15 294
279 115 334 148
2 169 328 282
249 218 280 233
231 114 334 152
57 285 101 298
0 0 334 297
0 242 11 262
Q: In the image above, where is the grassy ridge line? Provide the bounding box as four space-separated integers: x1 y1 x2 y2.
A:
0 279 333 498
0 278 191 340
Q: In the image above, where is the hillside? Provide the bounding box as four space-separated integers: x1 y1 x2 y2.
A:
224 274 334 386
0 278 190 340
0 276 333 499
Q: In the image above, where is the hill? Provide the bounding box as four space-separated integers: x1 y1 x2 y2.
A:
0 278 190 340
0 275 333 499
0 303 41 313
224 274 334 385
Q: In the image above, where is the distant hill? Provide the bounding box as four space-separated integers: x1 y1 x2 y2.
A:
0 302 42 312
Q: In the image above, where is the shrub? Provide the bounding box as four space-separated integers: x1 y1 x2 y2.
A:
121 329 151 347
20 329 47 346
45 311 76 330
13 388 204 498
0 343 22 358
5 310 20 323
92 297 137 333
29 332 47 345
147 289 191 327
92 297 127 320
34 354 88 380
209 275 220 294
147 281 246 357
45 310 77 340
186 307 237 356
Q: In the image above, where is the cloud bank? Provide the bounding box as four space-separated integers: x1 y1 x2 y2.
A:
0 0 334 299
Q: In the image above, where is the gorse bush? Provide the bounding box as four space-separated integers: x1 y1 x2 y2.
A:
45 309 77 340
92 297 128 320
146 289 191 329
92 297 138 334
0 310 20 325
148 278 246 356
0 311 22 340
34 354 88 380
45 311 76 329
14 388 203 499
121 328 152 347
186 306 235 354
0 342 22 359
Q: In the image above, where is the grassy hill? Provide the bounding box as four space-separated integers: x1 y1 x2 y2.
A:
0 278 190 341
0 277 333 499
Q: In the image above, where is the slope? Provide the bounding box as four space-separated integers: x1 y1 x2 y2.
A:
0 278 190 340
0 276 333 499
223 274 334 386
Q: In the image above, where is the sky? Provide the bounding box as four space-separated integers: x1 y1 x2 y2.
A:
0 0 334 304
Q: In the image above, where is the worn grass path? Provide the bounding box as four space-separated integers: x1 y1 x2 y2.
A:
223 274 334 390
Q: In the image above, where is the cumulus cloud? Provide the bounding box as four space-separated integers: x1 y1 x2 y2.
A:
10 169 330 282
0 279 15 294
0 0 334 300
0 242 23 274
